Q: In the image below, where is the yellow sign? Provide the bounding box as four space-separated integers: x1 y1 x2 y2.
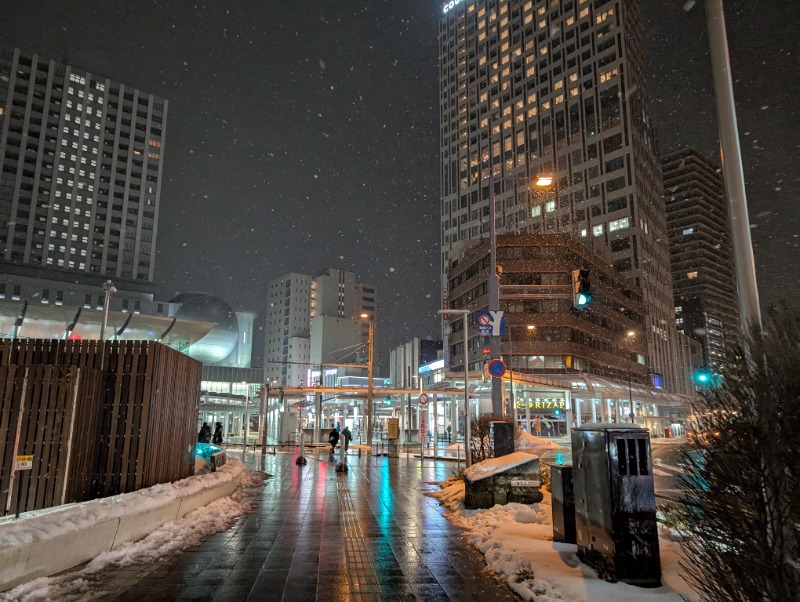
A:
515 399 566 410
14 455 33 471
387 418 399 440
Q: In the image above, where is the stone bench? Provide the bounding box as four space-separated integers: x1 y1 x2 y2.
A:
464 451 543 509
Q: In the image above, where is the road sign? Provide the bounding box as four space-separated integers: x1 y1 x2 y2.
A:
475 309 506 336
14 455 33 471
488 359 506 378
419 393 429 405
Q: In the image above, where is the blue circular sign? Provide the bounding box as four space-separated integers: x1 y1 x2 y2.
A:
488 359 506 378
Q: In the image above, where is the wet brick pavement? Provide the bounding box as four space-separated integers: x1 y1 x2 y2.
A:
101 449 520 601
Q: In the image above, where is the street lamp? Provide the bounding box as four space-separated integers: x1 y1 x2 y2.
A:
360 313 375 448
625 330 636 424
242 381 250 448
439 308 472 467
99 280 117 341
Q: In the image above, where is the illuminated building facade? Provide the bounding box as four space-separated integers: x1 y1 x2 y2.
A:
438 0 693 395
0 48 166 297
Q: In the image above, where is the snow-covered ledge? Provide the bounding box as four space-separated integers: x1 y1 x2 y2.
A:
0 460 244 593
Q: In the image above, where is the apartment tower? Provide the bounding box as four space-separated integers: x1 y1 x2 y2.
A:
0 48 167 295
662 148 741 369
438 0 689 393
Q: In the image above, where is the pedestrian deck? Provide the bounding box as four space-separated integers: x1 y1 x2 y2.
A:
104 449 519 601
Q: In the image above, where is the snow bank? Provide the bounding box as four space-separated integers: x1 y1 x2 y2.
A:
427 479 698 601
516 432 568 451
0 460 245 593
0 470 265 602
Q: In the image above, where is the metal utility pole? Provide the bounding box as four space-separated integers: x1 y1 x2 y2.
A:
362 314 375 448
706 0 762 334
439 309 472 467
488 173 503 416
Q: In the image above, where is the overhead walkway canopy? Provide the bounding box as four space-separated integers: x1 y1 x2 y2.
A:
0 299 215 347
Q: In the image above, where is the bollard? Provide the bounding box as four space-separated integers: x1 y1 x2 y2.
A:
336 434 348 472
295 428 307 465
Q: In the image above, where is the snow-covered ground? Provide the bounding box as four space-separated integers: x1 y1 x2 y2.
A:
0 464 266 602
427 441 698 602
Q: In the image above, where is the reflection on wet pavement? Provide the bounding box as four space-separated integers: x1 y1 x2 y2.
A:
104 450 519 601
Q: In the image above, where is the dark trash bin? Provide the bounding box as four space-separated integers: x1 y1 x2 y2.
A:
550 463 576 544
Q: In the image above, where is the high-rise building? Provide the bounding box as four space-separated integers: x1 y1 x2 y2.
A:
662 148 741 369
263 268 378 387
438 0 691 394
0 48 166 297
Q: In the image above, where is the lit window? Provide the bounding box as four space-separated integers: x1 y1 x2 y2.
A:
531 205 541 217
687 271 698 279
545 200 556 212
609 217 629 232
593 224 604 236
682 227 694 235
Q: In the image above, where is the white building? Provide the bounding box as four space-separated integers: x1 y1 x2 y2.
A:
264 268 377 387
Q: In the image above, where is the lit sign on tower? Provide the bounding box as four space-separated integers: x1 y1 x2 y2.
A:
442 0 475 14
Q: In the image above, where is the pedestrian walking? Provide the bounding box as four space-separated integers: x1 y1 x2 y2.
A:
212 422 223 445
198 422 211 443
328 427 340 454
341 425 352 452
446 424 452 443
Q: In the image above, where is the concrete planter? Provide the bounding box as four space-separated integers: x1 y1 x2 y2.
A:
464 454 543 509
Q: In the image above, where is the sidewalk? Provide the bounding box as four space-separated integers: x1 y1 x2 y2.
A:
100 449 519 601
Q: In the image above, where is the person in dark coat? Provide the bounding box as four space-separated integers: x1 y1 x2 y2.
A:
341 425 352 452
328 428 340 454
212 422 223 445
198 422 211 443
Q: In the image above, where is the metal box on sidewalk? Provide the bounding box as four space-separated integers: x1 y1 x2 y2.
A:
571 425 661 587
550 463 576 544
490 421 515 457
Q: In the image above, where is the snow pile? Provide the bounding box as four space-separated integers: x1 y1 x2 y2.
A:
428 479 697 601
516 432 567 451
463 451 538 482
0 467 267 602
0 460 244 550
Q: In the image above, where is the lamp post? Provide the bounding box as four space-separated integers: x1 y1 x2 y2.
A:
242 381 250 449
360 313 375 448
626 330 636 424
99 280 117 341
706 0 761 334
261 381 278 455
438 308 472 467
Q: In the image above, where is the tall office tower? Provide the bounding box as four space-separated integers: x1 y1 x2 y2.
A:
438 0 689 393
0 48 166 291
263 268 378 387
662 148 741 369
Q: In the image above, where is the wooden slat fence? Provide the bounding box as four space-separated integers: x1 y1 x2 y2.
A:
0 339 202 514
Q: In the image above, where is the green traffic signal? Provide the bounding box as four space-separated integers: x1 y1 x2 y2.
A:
693 368 715 386
572 268 592 308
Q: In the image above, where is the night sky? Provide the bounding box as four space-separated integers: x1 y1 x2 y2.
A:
2 1 797 368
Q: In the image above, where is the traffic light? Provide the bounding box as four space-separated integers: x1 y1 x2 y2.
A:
572 268 592 308
693 368 713 386
386 395 392 406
